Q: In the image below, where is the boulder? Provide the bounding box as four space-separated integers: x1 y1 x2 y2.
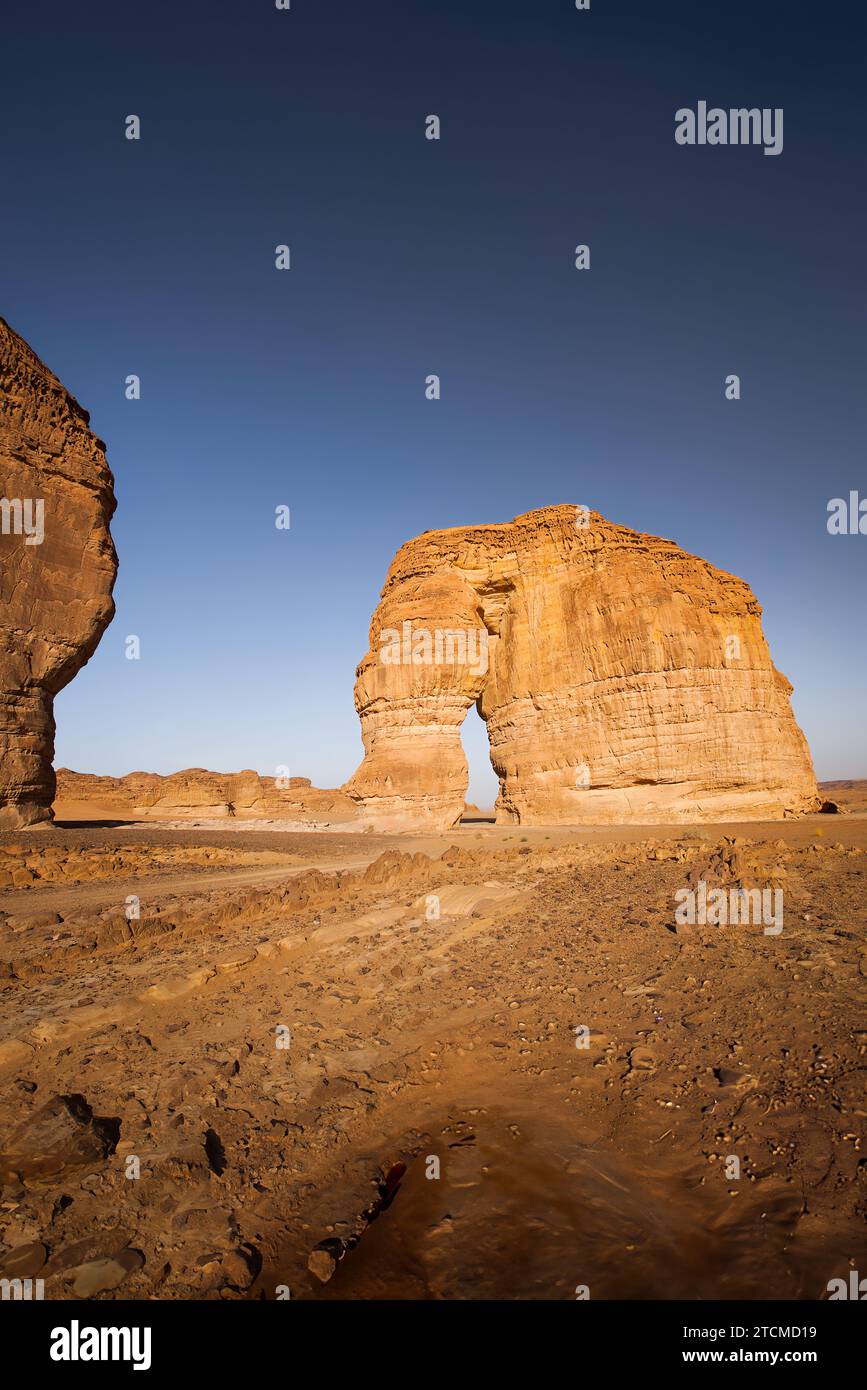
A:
0 1093 120 1183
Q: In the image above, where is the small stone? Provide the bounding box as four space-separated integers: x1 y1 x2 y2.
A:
5 912 62 932
714 1066 752 1088
307 1248 337 1283
0 1241 47 1279
629 1046 657 1072
71 1248 144 1298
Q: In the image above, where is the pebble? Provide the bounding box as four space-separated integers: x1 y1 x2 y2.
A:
72 1248 144 1298
307 1248 337 1283
0 1241 47 1278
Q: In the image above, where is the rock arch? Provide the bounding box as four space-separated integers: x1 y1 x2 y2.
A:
345 506 819 828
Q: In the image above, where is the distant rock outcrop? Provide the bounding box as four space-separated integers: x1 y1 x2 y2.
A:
0 319 117 829
54 768 358 824
345 505 819 829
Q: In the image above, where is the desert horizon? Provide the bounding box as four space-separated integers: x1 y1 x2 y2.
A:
45 772 867 824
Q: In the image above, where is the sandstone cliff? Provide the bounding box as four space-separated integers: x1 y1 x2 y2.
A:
0 320 117 828
345 505 819 829
54 769 359 824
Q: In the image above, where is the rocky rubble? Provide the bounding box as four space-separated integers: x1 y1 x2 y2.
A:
0 825 863 1299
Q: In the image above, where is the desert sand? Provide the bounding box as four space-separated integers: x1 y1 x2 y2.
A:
0 800 865 1299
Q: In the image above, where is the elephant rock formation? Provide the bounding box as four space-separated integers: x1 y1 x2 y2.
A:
345 506 818 829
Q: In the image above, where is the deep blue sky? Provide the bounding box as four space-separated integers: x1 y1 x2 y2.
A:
2 0 864 806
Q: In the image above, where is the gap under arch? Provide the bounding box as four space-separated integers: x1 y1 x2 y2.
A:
459 702 499 821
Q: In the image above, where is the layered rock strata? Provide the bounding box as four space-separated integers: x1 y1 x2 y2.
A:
0 319 117 828
54 769 358 823
345 506 819 829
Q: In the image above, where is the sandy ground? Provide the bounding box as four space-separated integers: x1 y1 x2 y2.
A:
0 803 865 1300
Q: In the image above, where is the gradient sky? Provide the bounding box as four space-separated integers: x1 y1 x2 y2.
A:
2 0 864 807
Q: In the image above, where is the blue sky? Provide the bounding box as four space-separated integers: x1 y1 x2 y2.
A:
2 0 864 806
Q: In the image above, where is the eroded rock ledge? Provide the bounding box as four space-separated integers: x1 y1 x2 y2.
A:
344 505 819 829
53 769 358 824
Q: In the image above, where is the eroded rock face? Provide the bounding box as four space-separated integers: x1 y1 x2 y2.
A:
54 768 359 823
0 319 117 828
345 506 819 828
